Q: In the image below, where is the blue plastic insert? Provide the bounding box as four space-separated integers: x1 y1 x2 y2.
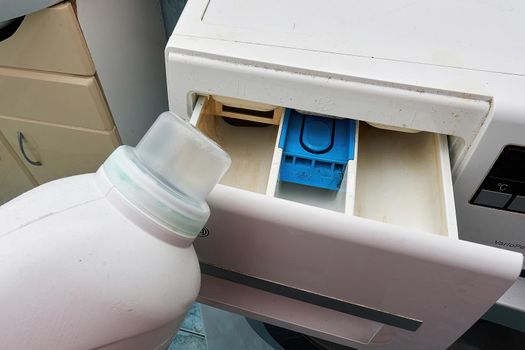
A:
278 109 356 191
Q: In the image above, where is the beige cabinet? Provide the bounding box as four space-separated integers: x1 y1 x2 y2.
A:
0 0 167 203
0 133 36 204
0 117 119 185
0 1 119 202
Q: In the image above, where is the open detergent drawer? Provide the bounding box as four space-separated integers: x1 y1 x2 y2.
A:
188 95 521 349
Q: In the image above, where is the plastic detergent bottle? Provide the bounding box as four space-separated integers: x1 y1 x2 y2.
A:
0 112 230 350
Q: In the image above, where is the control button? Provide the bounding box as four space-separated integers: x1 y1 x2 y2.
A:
491 146 525 183
473 190 512 208
508 195 525 213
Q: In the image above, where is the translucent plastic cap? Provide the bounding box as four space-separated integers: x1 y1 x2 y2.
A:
136 112 231 201
102 112 230 239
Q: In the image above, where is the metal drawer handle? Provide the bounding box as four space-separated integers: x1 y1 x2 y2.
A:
17 132 42 166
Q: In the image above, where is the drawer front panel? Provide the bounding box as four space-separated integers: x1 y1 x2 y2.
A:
196 185 522 349
0 67 113 130
0 117 119 184
0 132 35 204
0 3 95 75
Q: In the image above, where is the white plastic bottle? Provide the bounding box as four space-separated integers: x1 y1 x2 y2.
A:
0 112 230 350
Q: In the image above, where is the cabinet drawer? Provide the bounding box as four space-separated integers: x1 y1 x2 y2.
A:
0 67 113 130
188 96 521 349
0 117 119 185
0 2 95 75
0 132 36 204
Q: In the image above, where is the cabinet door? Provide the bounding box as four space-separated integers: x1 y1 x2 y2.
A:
0 133 35 204
0 117 119 185
0 2 95 75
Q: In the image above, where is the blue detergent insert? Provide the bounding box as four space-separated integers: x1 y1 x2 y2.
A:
278 109 356 191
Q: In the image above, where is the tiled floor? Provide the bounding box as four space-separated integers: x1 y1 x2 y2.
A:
168 304 208 350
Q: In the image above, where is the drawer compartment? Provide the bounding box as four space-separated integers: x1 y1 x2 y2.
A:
192 95 456 237
0 116 119 185
355 123 456 237
193 97 280 194
0 2 95 75
0 67 113 130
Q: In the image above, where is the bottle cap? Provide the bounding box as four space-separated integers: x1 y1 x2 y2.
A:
103 112 230 239
136 112 230 201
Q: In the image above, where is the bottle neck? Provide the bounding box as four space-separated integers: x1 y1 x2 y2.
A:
99 146 210 243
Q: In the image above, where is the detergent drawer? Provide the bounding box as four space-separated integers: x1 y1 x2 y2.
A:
188 95 521 350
